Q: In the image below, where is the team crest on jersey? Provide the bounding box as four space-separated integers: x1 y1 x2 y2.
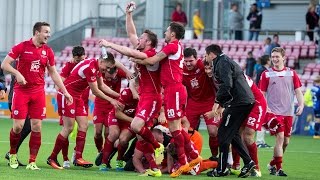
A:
92 68 96 73
42 50 46 56
70 109 75 114
190 78 199 89
112 118 117 122
93 116 97 121
13 110 19 115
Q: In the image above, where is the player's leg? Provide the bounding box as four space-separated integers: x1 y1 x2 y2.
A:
94 123 104 152
243 127 261 177
268 131 285 176
16 115 31 154
25 91 46 170
47 116 74 169
205 117 219 159
131 94 162 151
116 128 134 171
73 115 92 167
282 116 293 153
93 107 107 153
100 124 120 171
9 91 29 169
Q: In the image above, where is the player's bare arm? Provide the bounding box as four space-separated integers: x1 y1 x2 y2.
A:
114 60 134 79
89 81 123 109
132 52 167 65
97 77 120 98
115 108 134 123
125 2 139 47
99 39 148 59
47 65 73 104
129 78 139 100
133 148 146 173
1 55 27 85
295 87 304 115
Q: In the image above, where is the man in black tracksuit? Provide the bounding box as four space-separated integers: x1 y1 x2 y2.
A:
205 44 255 178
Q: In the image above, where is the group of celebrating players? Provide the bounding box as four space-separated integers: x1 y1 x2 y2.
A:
0 2 304 178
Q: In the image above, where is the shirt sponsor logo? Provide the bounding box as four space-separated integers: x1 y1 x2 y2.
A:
30 60 40 72
24 51 33 54
124 109 135 114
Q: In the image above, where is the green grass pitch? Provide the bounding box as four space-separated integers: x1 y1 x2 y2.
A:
0 118 319 179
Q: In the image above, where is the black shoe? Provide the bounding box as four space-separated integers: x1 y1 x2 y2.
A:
263 143 273 148
276 169 287 176
106 162 112 169
95 151 103 166
207 168 230 177
238 160 256 178
267 164 277 175
209 156 219 161
5 152 26 166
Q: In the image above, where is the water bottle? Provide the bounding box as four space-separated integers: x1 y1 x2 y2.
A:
101 47 108 59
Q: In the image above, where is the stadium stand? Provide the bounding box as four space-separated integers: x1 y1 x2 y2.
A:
9 37 313 94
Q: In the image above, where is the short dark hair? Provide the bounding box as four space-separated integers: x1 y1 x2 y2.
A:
144 29 158 48
100 52 115 64
176 2 182 8
273 34 279 38
72 46 85 57
33 22 50 35
205 44 222 55
260 55 270 65
203 59 211 66
169 22 185 40
248 51 253 56
184 47 197 58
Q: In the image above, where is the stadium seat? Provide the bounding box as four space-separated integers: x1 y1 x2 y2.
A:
308 45 316 58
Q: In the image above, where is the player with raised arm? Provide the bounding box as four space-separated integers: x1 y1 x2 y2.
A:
98 1 163 176
131 22 202 178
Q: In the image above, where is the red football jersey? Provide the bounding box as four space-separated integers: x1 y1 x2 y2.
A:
245 75 265 104
136 48 161 94
60 61 90 102
160 40 184 86
8 38 55 92
183 60 216 102
60 61 77 79
110 88 138 118
94 68 127 106
63 58 101 98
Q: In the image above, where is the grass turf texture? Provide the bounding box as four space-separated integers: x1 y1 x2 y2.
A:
0 118 318 179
